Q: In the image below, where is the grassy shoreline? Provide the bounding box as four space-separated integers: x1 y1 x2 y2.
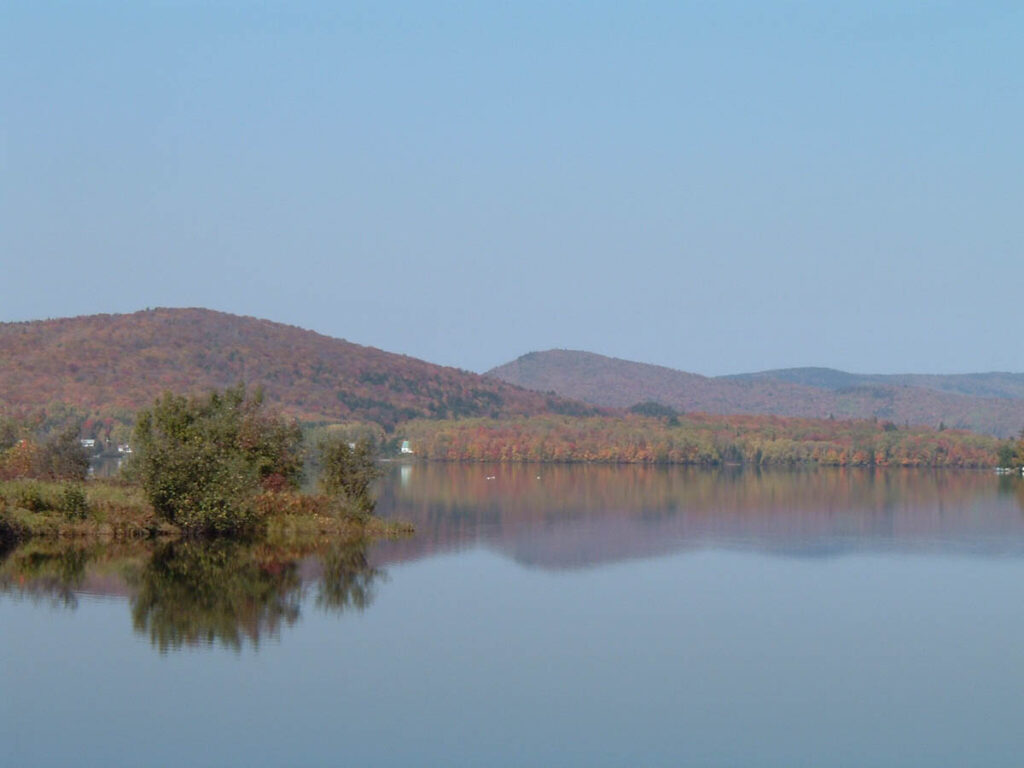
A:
0 478 411 545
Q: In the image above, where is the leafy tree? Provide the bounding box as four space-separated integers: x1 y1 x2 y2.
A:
997 439 1023 469
33 425 90 480
318 437 381 516
57 484 90 520
130 385 303 534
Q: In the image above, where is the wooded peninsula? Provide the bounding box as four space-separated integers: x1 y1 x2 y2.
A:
0 385 409 544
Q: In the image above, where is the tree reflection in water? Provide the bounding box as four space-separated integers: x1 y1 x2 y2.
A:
0 541 95 608
129 539 304 652
315 543 382 612
0 537 384 652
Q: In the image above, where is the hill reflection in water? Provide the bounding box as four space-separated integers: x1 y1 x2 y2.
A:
371 464 1024 569
3 466 1022 651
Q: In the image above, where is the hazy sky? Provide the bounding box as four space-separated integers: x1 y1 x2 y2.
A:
2 2 1022 375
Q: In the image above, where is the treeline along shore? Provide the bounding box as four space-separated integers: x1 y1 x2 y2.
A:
402 413 1020 468
3 308 1023 488
3 388 1024 545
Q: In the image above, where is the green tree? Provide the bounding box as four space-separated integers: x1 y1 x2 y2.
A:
318 437 381 517
996 440 1021 469
130 385 303 534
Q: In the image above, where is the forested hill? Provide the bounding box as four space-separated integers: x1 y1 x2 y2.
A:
726 367 1024 400
487 350 1024 438
0 309 597 428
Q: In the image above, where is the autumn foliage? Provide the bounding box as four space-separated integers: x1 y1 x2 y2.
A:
489 349 1024 438
0 428 89 481
401 413 1000 468
0 308 596 430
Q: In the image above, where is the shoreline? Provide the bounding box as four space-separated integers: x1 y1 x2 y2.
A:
0 478 412 545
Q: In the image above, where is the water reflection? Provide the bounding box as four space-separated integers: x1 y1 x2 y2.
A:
0 542 85 608
372 464 1024 568
0 538 383 652
5 467 1023 766
315 544 381 613
129 540 303 652
3 466 1023 652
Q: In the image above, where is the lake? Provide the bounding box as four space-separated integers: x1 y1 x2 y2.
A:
3 465 1024 767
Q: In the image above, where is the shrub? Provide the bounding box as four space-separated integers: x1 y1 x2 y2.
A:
13 481 47 513
318 437 382 518
996 440 1023 468
58 484 90 520
0 440 41 480
130 385 304 535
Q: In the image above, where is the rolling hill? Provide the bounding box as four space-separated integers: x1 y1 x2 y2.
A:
487 350 1024 438
726 367 1024 400
0 309 598 429
4 311 1020 442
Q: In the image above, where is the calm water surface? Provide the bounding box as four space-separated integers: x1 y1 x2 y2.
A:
3 465 1024 767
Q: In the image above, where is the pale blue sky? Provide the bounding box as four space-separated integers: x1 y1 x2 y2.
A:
2 1 1021 375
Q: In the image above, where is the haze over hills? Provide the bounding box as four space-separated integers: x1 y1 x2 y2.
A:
487 350 1024 438
0 309 598 428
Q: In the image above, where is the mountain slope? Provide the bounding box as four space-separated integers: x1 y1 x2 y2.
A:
487 350 832 414
487 350 1024 437
0 309 597 428
727 367 1024 400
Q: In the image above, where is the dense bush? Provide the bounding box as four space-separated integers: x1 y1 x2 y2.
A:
58 484 90 520
129 385 304 534
997 432 1024 468
13 481 47 512
318 438 382 518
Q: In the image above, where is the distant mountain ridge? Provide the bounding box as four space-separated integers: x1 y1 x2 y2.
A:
487 351 1024 437
5 311 1022 438
726 367 1024 401
0 309 598 428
